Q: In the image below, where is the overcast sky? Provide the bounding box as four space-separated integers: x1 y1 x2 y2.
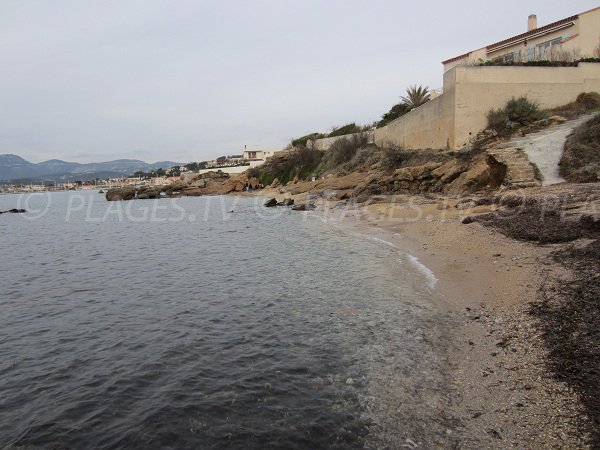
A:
1 1 598 163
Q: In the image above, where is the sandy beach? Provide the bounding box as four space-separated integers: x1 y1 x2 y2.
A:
247 189 592 448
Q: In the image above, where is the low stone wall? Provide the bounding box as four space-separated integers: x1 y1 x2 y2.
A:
308 130 375 151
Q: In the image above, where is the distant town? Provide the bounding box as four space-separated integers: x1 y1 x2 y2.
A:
0 149 279 194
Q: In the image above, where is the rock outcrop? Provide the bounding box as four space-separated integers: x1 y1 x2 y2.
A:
106 172 260 201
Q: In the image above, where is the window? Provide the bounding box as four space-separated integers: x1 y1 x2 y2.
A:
492 50 522 64
526 47 535 61
536 37 563 59
493 52 514 63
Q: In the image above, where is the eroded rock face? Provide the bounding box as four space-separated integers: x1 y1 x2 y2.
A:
446 155 506 194
431 159 469 184
394 162 443 182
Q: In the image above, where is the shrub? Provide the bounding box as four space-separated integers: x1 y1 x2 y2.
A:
559 114 600 182
377 103 411 128
505 97 544 124
250 147 323 186
478 57 600 67
337 146 381 173
546 92 600 119
328 123 361 138
487 96 546 135
380 145 408 170
291 132 325 148
317 133 369 173
487 108 510 132
573 92 600 111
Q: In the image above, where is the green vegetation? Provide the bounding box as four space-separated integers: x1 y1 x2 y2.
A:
316 133 369 173
184 162 208 172
291 132 326 148
377 103 411 128
487 93 600 137
486 96 546 135
478 58 600 68
328 122 362 137
549 92 600 119
377 85 430 128
400 85 430 110
290 123 372 148
247 146 323 186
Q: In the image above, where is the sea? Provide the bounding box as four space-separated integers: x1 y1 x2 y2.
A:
0 191 455 449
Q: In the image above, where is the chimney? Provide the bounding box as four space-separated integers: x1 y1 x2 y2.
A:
528 14 537 32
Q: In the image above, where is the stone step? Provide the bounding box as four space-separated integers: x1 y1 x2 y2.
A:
487 145 540 187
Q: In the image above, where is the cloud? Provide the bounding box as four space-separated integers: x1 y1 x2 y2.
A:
0 0 597 163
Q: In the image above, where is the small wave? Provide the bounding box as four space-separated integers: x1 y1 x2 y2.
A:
405 254 438 289
357 234 398 249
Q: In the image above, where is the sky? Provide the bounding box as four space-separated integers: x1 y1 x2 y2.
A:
1 0 598 163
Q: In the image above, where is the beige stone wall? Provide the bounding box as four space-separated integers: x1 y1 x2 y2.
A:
374 63 600 150
575 7 600 56
452 63 600 148
374 73 456 149
309 130 374 151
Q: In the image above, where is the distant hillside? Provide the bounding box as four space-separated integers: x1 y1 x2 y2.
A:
0 154 182 182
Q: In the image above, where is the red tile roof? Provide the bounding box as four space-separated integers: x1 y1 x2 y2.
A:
486 15 577 52
441 8 599 65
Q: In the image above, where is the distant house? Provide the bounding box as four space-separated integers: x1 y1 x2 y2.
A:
242 149 279 161
443 7 600 71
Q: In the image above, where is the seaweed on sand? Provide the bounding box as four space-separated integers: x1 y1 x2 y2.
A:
529 240 600 446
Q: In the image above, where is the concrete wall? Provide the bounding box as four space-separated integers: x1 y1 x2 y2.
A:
309 130 374 151
197 165 251 176
374 69 457 149
452 63 600 148
374 63 600 150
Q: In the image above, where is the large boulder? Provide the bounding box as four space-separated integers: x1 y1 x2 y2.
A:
264 198 277 207
278 198 294 206
291 203 315 211
445 155 506 194
106 186 137 201
431 159 468 183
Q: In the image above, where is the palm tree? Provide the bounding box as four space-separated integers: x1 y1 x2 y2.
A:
401 85 430 110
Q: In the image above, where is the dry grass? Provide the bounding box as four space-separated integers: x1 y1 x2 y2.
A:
559 114 600 182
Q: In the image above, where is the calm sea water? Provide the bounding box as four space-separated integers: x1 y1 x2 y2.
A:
0 191 454 449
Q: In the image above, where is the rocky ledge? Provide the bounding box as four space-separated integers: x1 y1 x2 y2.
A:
106 170 259 201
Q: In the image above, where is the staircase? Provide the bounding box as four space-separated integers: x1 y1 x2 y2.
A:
492 113 597 187
487 147 541 188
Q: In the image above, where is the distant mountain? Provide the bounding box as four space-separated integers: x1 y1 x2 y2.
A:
0 154 182 182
